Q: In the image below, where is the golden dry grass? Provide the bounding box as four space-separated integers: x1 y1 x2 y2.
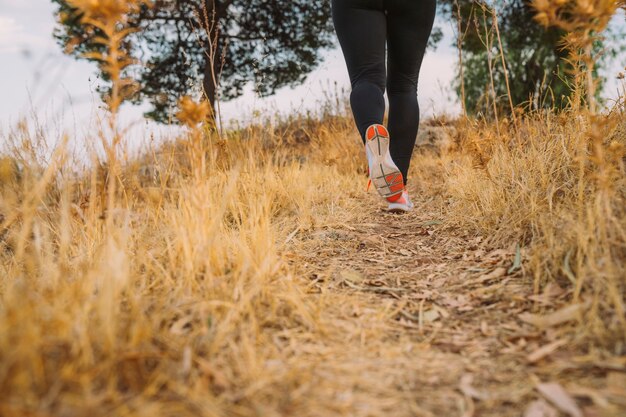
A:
1 104 625 416
1 0 625 414
447 110 626 341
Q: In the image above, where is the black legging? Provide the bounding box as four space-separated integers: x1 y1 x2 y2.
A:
332 0 436 185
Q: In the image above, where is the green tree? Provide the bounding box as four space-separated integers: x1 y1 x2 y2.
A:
439 0 575 116
52 0 335 122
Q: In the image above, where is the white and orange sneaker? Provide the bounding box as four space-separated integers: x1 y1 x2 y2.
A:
386 190 414 213
365 124 405 201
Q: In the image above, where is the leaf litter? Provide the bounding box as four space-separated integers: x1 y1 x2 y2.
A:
286 176 624 416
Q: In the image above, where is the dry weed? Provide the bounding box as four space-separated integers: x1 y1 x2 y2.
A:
445 109 626 347
1 0 625 415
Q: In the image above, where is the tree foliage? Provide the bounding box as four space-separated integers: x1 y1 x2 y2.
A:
52 0 335 122
439 0 577 116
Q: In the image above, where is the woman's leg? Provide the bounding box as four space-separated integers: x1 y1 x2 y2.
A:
331 0 386 143
386 0 436 184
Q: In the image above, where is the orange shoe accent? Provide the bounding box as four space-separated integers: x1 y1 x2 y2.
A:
366 126 377 141
367 179 372 192
386 193 403 203
385 173 402 183
390 182 404 193
385 173 404 194
376 125 389 137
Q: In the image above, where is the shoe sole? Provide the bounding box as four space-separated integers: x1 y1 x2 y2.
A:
365 125 404 200
386 203 412 214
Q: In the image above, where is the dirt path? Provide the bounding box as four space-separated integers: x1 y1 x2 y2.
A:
286 187 616 416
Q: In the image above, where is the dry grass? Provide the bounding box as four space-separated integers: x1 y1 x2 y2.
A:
1 0 625 415
1 102 625 416
3 113 438 416
445 108 626 345
0 115 358 416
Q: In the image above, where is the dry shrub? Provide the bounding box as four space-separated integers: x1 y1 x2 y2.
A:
0 110 368 416
2 89 626 416
439 0 626 348
2 0 626 415
444 108 626 347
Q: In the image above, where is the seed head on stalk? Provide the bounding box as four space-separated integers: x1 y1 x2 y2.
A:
63 0 153 225
65 0 151 115
530 0 620 113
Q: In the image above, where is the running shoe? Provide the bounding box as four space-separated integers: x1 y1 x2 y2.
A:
364 124 404 201
386 190 414 213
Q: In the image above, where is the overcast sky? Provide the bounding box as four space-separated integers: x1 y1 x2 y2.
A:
0 0 623 150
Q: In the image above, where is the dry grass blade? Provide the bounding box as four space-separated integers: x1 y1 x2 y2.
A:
508 243 522 274
1 104 625 416
459 374 488 401
527 339 569 363
1 1 625 414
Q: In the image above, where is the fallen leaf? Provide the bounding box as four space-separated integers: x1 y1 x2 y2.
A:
508 243 522 274
459 374 488 400
536 382 582 417
399 310 420 322
181 345 192 376
527 339 568 363
422 309 440 323
474 267 507 284
480 320 490 336
581 406 601 417
519 303 588 329
523 400 558 417
485 248 510 259
422 220 442 226
527 283 566 304
441 294 469 308
545 282 566 297
567 385 610 408
340 269 365 284
606 372 626 396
